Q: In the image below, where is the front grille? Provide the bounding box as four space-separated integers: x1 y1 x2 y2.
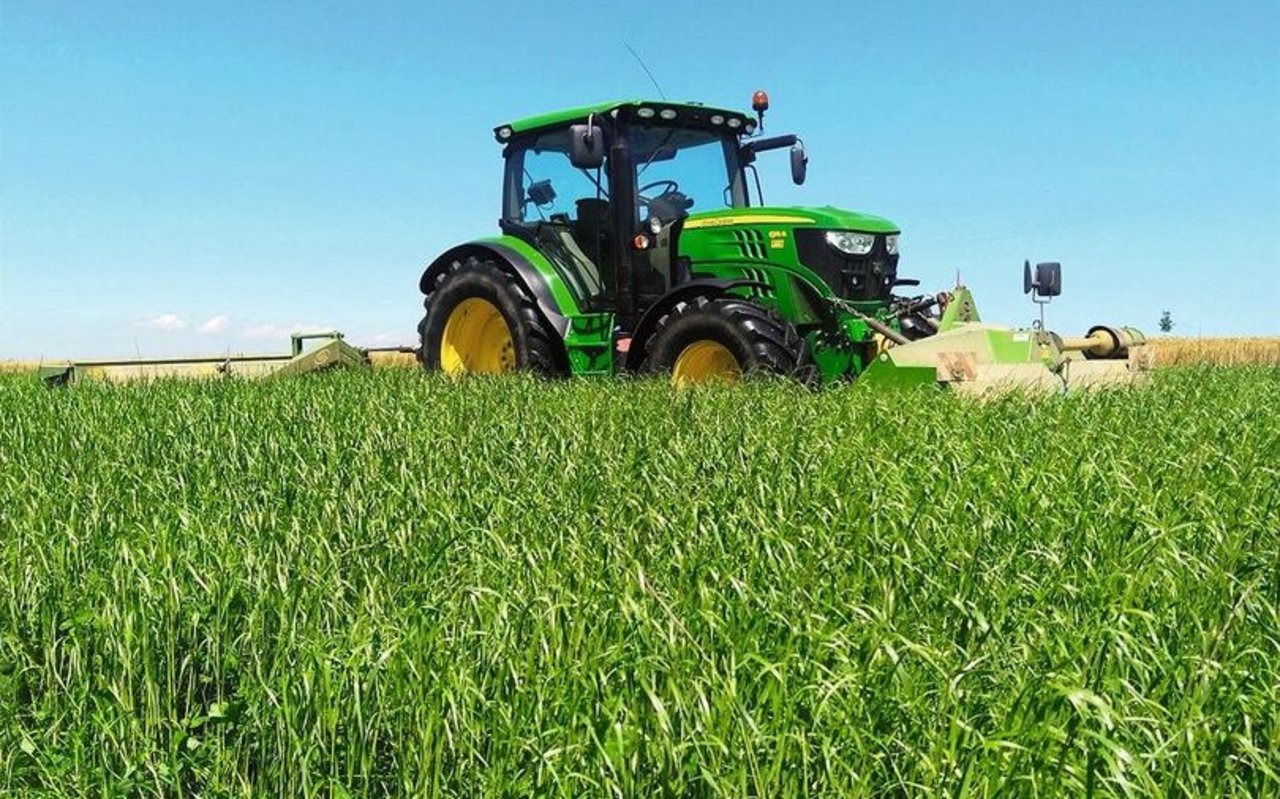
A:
794 230 899 302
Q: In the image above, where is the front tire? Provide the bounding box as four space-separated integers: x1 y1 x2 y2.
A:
419 257 564 376
640 296 809 385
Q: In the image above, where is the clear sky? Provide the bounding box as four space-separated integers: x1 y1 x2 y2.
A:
2 1 1277 359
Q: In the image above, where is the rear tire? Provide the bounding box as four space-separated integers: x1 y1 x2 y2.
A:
640 296 811 384
419 257 564 376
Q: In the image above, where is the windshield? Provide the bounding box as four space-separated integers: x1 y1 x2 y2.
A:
630 127 745 222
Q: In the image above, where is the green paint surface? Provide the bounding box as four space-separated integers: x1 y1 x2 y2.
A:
476 235 585 316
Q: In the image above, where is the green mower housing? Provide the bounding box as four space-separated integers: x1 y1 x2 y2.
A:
417 98 1150 390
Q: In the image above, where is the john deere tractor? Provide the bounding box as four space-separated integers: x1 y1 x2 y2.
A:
418 94 1149 390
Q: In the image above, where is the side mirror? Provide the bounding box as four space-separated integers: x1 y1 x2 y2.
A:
1023 260 1062 298
790 142 808 185
569 124 605 169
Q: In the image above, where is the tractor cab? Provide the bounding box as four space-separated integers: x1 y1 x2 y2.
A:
495 100 769 326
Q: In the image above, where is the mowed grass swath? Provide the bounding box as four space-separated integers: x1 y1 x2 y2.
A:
1 369 1278 796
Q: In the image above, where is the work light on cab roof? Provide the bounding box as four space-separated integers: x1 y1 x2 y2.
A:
415 93 1152 392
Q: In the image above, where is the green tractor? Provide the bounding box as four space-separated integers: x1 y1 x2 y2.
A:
418 94 1150 390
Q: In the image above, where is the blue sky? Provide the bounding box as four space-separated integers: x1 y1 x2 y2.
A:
2 1 1277 359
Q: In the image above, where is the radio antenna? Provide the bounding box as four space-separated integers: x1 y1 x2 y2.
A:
625 43 667 100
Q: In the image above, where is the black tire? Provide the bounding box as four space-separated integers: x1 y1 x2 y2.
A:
418 256 565 375
640 295 812 382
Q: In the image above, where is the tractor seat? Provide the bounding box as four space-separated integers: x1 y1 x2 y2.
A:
574 198 610 240
573 198 611 296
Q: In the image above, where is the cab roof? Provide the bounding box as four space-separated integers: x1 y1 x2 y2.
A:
495 100 754 142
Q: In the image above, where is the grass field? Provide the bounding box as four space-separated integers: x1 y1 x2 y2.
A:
1 368 1278 796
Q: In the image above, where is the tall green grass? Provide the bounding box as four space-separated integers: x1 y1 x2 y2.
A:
1 368 1277 796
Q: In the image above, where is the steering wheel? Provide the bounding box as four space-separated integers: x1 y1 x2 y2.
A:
637 179 680 204
637 179 694 226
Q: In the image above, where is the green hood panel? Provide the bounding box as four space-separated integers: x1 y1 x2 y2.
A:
675 206 901 312
682 206 899 234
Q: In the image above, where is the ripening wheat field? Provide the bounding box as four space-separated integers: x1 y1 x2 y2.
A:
1 368 1277 797
1148 337 1280 367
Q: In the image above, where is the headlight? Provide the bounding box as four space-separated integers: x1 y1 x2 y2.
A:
886 234 899 255
825 230 875 256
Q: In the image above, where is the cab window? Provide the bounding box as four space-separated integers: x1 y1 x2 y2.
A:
504 130 608 224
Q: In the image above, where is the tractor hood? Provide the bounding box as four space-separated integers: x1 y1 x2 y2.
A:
676 205 902 304
680 206 899 234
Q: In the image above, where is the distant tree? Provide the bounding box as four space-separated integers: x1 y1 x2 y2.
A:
1159 310 1175 333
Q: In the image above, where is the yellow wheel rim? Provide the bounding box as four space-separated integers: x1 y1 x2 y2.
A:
439 298 515 375
671 340 741 386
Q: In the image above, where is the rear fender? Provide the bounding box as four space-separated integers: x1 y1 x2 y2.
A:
419 239 575 337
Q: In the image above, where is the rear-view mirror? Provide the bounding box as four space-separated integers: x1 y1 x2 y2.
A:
790 142 808 186
568 124 605 169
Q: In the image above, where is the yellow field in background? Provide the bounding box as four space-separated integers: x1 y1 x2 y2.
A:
1148 337 1280 366
368 350 418 369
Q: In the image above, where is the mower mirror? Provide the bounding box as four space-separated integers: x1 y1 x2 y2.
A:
568 124 605 169
1024 260 1062 298
790 142 808 185
1035 262 1062 297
